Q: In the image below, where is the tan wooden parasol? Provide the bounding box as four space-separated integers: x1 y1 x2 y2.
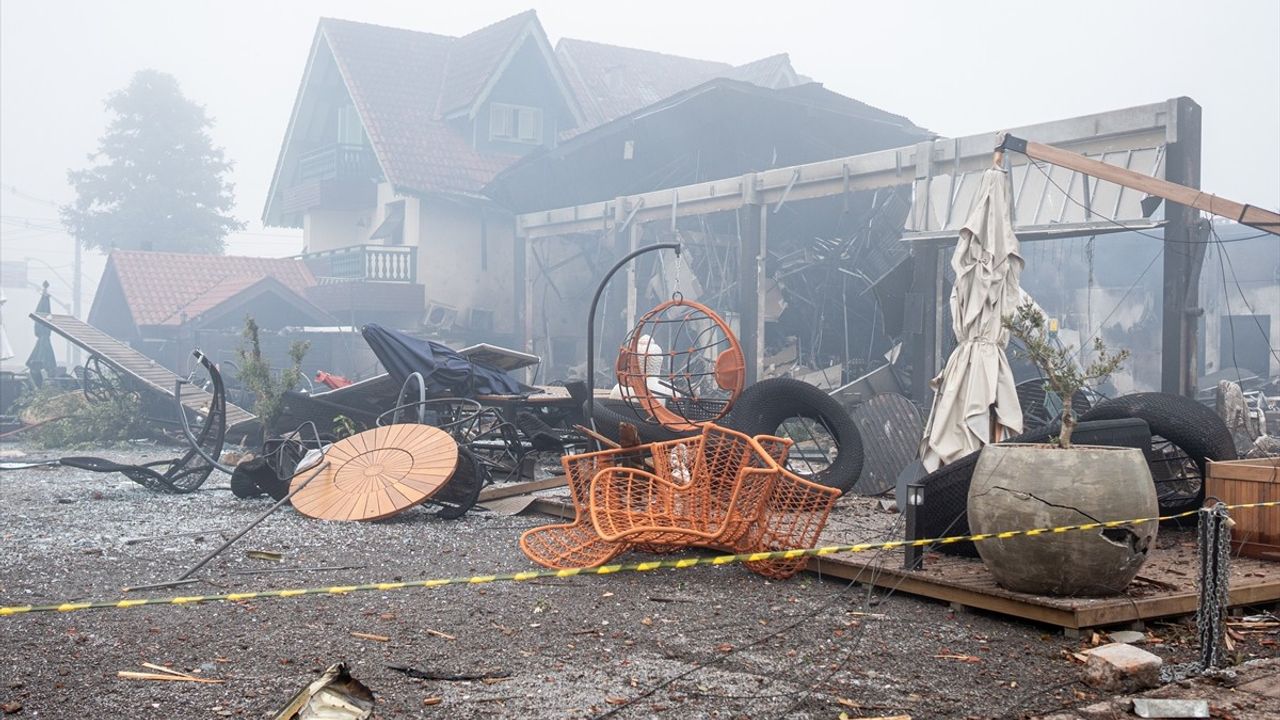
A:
290 424 459 521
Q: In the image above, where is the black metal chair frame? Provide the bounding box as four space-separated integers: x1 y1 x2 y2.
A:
61 350 228 494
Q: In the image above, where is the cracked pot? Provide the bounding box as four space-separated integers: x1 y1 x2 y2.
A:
967 443 1157 596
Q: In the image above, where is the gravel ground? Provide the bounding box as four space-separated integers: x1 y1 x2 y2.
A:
1 441 1276 719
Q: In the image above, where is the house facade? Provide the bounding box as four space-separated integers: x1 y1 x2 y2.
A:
263 11 812 346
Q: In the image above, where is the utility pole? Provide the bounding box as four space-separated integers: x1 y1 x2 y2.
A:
71 234 82 366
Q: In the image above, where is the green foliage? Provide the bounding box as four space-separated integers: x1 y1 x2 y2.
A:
234 315 309 434
1003 303 1129 449
332 414 360 439
16 384 147 449
60 69 244 254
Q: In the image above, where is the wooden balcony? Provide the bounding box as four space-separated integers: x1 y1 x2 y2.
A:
303 244 416 284
301 245 423 327
280 144 380 216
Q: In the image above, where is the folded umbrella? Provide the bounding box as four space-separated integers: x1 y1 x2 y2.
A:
920 167 1028 471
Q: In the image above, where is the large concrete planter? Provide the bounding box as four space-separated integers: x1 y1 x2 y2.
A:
967 443 1157 596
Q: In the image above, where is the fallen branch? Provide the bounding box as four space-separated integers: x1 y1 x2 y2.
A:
350 632 390 643
387 665 509 682
117 671 223 684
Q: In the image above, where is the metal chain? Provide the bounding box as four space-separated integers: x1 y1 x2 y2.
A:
1196 502 1232 671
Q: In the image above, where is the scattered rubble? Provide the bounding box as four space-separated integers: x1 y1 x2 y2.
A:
1083 643 1164 692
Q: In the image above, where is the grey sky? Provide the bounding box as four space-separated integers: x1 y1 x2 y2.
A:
1 0 1277 361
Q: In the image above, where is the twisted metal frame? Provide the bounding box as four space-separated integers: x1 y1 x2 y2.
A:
61 350 227 494
81 354 131 404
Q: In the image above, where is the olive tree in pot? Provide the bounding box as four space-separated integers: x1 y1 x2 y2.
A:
967 303 1152 596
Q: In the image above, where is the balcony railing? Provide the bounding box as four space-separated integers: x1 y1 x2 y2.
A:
303 245 417 284
297 143 379 183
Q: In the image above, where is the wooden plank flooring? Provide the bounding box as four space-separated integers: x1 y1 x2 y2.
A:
528 491 1280 632
30 313 256 430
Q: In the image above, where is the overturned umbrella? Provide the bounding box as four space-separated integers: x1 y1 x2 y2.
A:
919 164 1028 471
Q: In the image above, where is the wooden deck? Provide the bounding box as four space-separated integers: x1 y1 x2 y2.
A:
807 533 1280 636
30 313 256 431
528 492 1280 635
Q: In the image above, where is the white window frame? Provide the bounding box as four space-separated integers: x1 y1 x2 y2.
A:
489 102 542 145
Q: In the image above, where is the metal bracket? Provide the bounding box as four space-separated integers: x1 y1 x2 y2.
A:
998 133 1028 155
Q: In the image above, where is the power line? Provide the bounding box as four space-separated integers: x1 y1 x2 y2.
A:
1209 223 1280 369
0 183 64 209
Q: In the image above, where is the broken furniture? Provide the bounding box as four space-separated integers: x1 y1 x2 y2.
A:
289 424 469 521
521 424 840 579
29 313 257 433
59 350 230 494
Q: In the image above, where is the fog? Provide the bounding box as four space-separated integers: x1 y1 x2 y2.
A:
1 0 1277 367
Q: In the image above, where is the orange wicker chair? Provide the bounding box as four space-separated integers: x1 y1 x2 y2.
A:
520 424 839 579
518 443 652 569
588 425 775 547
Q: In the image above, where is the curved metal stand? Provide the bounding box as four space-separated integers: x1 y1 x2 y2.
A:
584 242 681 429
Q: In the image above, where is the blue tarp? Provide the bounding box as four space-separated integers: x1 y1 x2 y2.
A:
361 324 527 397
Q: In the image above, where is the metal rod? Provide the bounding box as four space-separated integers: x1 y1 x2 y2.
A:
174 377 234 475
173 462 329 581
584 242 681 430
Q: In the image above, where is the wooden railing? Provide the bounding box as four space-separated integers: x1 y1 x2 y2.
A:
302 245 416 283
297 143 378 182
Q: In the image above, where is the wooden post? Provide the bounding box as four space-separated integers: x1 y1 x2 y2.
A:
907 141 942 405
624 213 640 334
1160 97 1203 397
514 231 528 351
737 174 764 382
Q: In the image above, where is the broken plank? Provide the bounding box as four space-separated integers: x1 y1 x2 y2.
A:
477 476 567 502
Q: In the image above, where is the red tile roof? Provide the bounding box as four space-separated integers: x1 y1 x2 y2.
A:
320 18 519 196
435 10 537 117
106 250 316 328
299 15 810 199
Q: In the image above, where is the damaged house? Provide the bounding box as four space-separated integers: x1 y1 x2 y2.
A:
261 11 859 355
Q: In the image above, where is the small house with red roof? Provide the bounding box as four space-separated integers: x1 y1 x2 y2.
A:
88 249 340 372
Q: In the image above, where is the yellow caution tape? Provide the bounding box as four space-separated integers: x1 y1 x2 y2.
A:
2 500 1275 618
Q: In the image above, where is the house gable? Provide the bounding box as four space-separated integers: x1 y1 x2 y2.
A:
86 257 141 345
263 27 383 227
439 13 582 133
471 31 582 155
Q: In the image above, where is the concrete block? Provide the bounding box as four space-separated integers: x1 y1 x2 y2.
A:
1107 630 1147 644
1083 643 1162 692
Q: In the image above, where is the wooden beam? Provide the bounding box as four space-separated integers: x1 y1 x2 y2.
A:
1008 134 1278 236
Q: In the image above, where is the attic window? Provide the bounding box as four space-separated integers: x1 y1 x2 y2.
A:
490 103 542 145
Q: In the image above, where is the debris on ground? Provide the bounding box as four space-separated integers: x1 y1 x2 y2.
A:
272 663 373 720
1083 643 1163 692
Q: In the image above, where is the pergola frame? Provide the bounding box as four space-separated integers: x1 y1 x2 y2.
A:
515 98 1203 399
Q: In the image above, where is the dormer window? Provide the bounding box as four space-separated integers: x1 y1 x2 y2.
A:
489 103 542 144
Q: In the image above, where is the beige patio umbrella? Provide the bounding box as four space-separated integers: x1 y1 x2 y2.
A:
919 165 1027 472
